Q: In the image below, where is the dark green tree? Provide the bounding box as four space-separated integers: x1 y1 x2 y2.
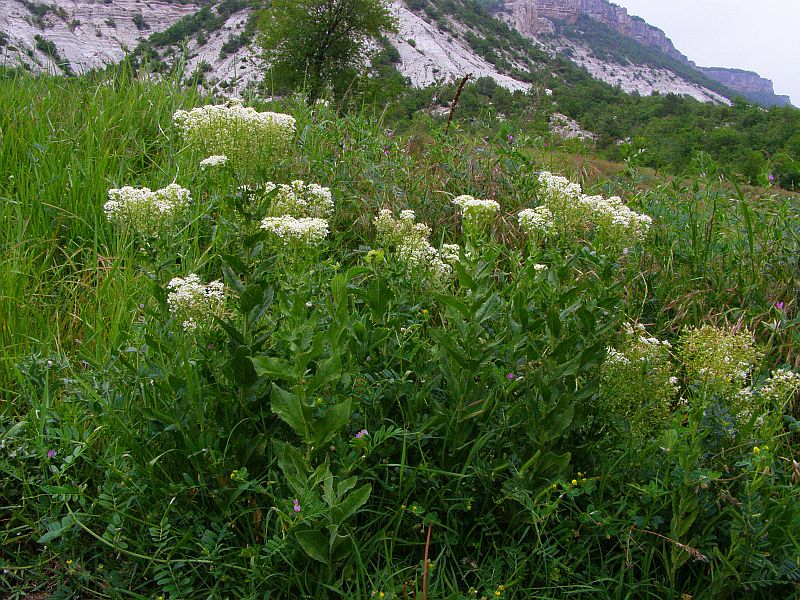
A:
258 0 395 102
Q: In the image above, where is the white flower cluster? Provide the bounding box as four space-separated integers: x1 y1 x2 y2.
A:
262 180 334 219
104 183 191 236
600 323 678 442
534 171 652 249
166 273 225 332
173 101 296 175
260 216 329 247
200 155 228 169
518 206 554 238
759 368 800 405
374 208 430 247
579 194 653 242
374 209 458 284
679 325 761 390
452 195 500 231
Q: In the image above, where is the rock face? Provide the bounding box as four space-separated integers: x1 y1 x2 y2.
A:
698 67 792 107
701 67 776 95
503 0 686 61
388 1 530 92
0 0 199 73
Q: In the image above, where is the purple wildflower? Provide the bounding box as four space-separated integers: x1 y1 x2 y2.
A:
293 499 301 513
507 373 515 380
775 301 785 310
383 146 390 158
768 174 775 183
355 429 369 440
47 449 56 458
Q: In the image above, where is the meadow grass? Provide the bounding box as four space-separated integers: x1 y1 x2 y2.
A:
1 71 799 598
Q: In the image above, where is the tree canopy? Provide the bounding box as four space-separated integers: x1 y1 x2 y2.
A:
258 0 395 101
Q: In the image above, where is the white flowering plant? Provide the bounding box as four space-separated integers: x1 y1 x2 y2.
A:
166 273 226 333
451 195 499 240
173 101 296 177
261 180 334 219
533 171 653 253
372 208 458 286
599 323 679 443
104 183 192 238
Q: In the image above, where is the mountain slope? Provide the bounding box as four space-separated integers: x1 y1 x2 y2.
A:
0 0 791 108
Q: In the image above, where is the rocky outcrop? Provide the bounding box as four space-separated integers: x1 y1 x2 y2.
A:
700 67 776 95
503 0 686 61
698 67 792 107
0 0 199 73
388 1 530 92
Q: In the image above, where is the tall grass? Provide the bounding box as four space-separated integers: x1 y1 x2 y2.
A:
0 70 207 391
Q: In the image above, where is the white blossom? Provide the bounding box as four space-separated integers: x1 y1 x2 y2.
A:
166 274 225 332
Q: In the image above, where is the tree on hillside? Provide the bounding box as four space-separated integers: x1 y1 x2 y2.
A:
258 0 396 102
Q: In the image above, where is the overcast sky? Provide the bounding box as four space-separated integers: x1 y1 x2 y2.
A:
611 0 800 106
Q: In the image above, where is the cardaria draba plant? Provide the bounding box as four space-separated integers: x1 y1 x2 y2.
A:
104 183 191 237
373 208 458 286
173 100 295 177
599 323 678 443
678 324 761 396
166 273 226 332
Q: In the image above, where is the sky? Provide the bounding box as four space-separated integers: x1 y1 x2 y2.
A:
611 0 800 105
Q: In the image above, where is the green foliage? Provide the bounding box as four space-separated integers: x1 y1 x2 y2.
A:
257 0 396 101
1 73 800 599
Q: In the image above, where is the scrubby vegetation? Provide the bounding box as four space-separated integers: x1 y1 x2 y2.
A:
1 66 799 599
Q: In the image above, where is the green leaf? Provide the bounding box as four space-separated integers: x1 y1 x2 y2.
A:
251 356 297 383
241 284 265 314
296 528 329 563
336 476 358 498
221 261 245 293
230 345 257 387
313 398 351 447
332 484 372 525
271 384 311 443
433 292 471 319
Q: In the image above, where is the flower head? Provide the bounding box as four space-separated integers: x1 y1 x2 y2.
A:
355 429 369 440
166 274 226 332
47 449 56 458
200 155 228 169
293 498 301 513
105 183 191 237
260 216 329 247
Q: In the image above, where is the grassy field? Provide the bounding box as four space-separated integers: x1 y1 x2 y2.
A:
1 70 800 599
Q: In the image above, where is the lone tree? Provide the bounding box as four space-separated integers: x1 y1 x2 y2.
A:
258 0 395 102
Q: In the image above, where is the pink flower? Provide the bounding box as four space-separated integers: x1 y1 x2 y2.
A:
355 429 369 440
293 499 301 513
507 373 515 380
47 449 56 458
776 301 785 310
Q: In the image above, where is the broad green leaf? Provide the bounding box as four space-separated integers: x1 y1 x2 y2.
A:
271 384 311 443
296 528 329 563
313 398 351 447
251 356 297 383
332 484 372 525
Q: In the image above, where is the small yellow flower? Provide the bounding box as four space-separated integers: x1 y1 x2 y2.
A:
753 446 761 454
379 593 385 599
495 591 501 597
422 309 429 316
498 584 505 591
577 472 583 478
66 559 73 565
572 479 578 486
